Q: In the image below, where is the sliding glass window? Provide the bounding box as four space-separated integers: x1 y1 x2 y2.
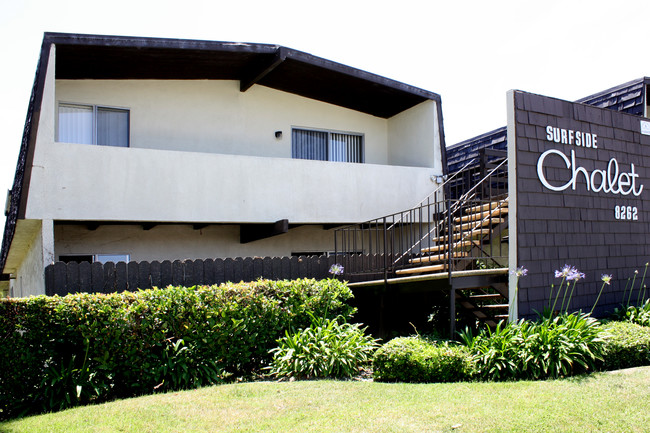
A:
292 128 363 163
58 103 129 147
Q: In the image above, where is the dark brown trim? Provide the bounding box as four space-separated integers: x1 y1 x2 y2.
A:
240 219 289 244
240 48 287 92
46 32 441 118
437 96 448 176
0 39 52 272
17 41 51 220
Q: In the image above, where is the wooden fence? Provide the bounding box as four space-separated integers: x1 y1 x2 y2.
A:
44 255 339 296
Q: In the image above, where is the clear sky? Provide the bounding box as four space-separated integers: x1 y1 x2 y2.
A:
1 0 649 230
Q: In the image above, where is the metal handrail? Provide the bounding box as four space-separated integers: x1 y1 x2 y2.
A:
334 156 508 281
384 158 479 232
391 157 508 264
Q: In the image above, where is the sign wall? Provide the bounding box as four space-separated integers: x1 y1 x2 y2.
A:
508 90 650 317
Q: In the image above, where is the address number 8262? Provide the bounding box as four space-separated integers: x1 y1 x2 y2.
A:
615 205 638 220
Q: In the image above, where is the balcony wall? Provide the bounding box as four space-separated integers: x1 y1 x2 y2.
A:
26 142 439 224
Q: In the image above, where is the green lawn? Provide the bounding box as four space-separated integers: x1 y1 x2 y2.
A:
3 367 649 433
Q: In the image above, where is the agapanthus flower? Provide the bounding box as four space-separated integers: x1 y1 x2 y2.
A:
567 269 585 281
601 274 612 285
511 266 528 277
329 263 344 276
555 264 576 279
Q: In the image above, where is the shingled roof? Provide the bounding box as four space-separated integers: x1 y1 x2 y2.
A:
446 77 650 173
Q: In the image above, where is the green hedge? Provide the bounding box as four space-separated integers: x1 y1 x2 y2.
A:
0 279 354 419
600 321 650 371
372 336 474 383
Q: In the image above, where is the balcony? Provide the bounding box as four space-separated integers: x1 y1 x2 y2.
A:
27 142 440 224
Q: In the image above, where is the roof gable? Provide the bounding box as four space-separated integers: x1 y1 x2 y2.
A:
48 32 440 119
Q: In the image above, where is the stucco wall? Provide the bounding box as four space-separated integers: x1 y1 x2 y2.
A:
28 75 445 224
387 100 442 171
8 45 446 296
55 80 393 164
26 142 439 223
11 220 52 297
54 223 338 262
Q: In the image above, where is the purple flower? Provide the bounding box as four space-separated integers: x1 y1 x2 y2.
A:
511 266 528 277
329 263 344 276
567 269 585 281
555 264 576 279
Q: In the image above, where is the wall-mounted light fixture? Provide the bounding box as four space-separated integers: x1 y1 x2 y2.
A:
275 131 283 139
430 175 447 184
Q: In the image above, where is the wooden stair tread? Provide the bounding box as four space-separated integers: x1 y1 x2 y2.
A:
469 293 504 300
481 304 509 309
395 264 447 275
465 200 508 214
421 240 478 254
457 217 506 232
409 251 468 264
454 207 509 223
432 229 492 243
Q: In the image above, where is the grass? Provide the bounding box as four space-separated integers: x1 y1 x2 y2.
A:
2 367 649 433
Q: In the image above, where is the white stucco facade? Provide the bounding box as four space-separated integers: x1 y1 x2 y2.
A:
3 37 447 296
27 143 439 223
8 219 54 297
53 79 442 171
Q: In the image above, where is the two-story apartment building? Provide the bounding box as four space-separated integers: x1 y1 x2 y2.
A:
1 33 447 297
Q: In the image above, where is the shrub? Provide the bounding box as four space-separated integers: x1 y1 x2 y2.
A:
372 336 474 383
459 320 524 381
611 300 650 327
599 321 650 371
0 278 354 419
266 314 378 379
460 313 606 380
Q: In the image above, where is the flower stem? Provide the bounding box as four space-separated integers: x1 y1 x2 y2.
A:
564 281 577 314
590 281 607 315
628 272 638 306
622 277 631 305
637 263 648 306
551 278 565 314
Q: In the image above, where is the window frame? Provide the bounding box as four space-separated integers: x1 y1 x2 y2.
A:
56 102 131 147
291 126 364 163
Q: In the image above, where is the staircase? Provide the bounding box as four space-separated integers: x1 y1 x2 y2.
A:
395 198 508 277
334 150 509 329
390 196 509 327
455 285 509 328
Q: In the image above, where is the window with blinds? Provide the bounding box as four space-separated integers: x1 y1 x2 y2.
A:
58 103 130 147
292 128 363 163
